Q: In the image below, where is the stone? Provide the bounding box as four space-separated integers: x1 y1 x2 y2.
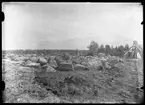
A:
88 59 102 68
49 56 56 60
111 59 120 65
44 95 60 103
74 64 89 70
58 63 74 71
41 64 49 69
55 56 65 66
38 57 47 65
17 56 30 61
60 100 72 103
97 65 103 70
49 59 58 69
98 53 106 58
114 63 125 70
104 62 111 69
81 62 90 67
66 59 73 64
100 57 107 62
46 65 56 72
29 57 39 63
86 56 93 59
15 61 25 65
44 56 50 62
25 61 40 68
72 58 82 64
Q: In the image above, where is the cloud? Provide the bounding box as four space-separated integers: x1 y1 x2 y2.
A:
2 3 143 50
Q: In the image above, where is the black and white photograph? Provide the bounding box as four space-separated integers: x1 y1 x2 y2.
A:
2 2 143 103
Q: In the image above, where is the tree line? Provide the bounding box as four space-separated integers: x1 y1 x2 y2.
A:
87 41 130 57
3 40 130 58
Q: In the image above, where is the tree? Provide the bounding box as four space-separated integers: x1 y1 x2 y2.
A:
99 44 105 53
124 44 129 51
87 41 99 56
110 45 115 55
75 49 79 56
113 46 119 56
105 45 112 55
118 45 125 57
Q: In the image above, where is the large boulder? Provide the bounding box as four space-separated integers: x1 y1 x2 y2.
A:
57 63 74 71
49 59 58 69
88 59 102 68
38 57 47 66
72 58 82 64
41 63 49 69
81 62 91 68
29 57 39 63
49 56 56 60
15 56 30 62
99 57 107 62
107 58 120 66
45 65 56 72
44 56 50 62
24 60 40 68
61 52 71 61
55 56 65 66
98 53 106 58
114 62 125 69
104 62 111 69
25 62 40 68
74 64 89 71
66 59 73 64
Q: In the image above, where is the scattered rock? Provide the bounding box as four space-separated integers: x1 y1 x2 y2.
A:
81 62 90 67
15 61 25 65
25 62 40 68
60 100 72 103
88 59 102 68
16 98 29 103
58 63 74 71
17 56 30 62
43 95 60 103
49 59 58 69
108 58 119 66
100 57 107 61
29 57 39 63
46 65 56 72
104 62 111 69
49 56 56 60
73 99 81 103
38 57 47 66
61 52 71 61
71 57 82 64
41 63 49 69
97 65 103 71
55 56 64 66
98 53 106 58
114 63 125 69
74 64 89 70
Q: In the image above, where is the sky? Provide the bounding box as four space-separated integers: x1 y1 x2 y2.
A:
2 2 143 50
